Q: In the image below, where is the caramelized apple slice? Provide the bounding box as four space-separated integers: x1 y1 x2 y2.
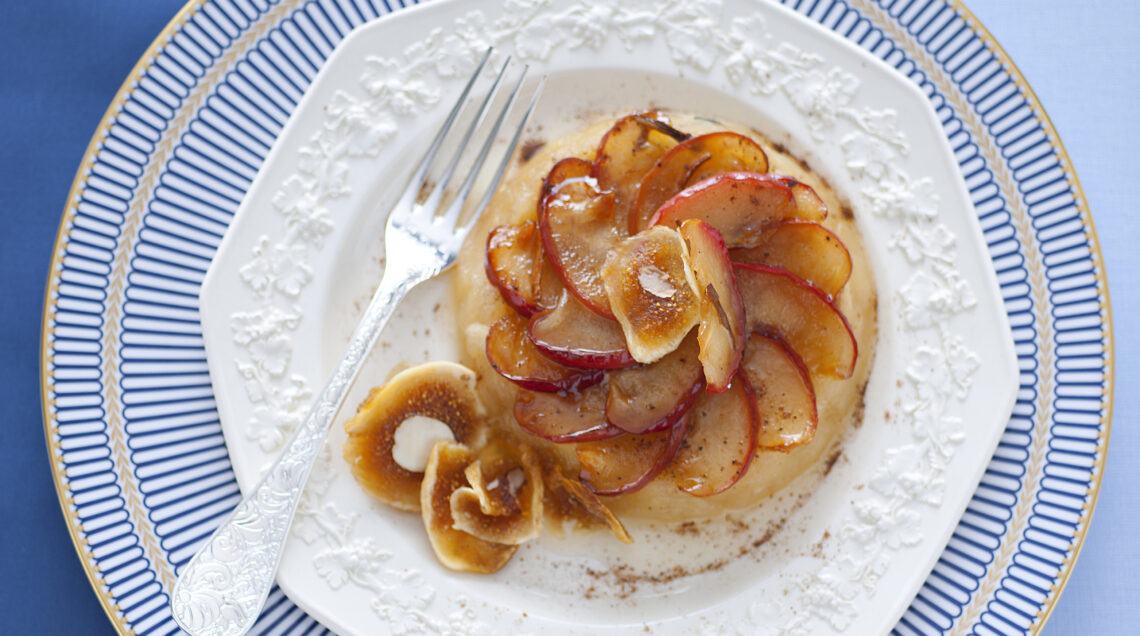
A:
741 333 818 451
600 225 700 363
485 222 545 316
651 172 822 247
729 220 851 297
514 382 624 443
595 112 688 231
342 362 484 511
450 442 544 545
486 313 603 392
422 441 516 573
529 291 636 370
539 157 620 317
606 332 703 434
534 251 566 310
668 376 758 496
678 219 747 393
630 132 769 233
734 263 857 378
577 415 690 496
778 176 828 219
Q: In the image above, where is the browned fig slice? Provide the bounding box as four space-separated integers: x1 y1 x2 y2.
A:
600 225 700 363
594 112 688 232
342 362 484 511
422 441 516 573
651 172 820 247
514 382 624 443
668 375 758 497
485 222 545 316
539 156 621 317
606 332 703 434
630 132 769 233
486 313 603 392
528 290 636 370
741 333 818 451
734 263 857 378
678 219 747 393
577 415 690 496
540 460 633 543
450 442 544 545
729 220 851 297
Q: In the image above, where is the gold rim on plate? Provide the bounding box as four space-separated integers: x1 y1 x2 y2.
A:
38 1 1113 633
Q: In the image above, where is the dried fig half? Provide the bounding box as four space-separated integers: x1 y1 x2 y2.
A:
450 442 544 545
342 362 484 511
422 441 516 573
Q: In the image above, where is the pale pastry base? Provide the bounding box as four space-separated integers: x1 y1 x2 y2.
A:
453 113 877 522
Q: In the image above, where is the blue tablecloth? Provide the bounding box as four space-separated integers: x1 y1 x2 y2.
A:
2 1 1134 633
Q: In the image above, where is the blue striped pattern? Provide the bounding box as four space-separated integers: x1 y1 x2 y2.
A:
47 0 417 633
43 0 1107 634
778 1 1106 634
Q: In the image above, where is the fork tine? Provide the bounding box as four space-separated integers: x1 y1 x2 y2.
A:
456 73 547 232
395 47 492 210
441 67 539 228
420 56 513 215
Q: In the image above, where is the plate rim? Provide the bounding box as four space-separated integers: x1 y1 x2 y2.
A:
201 1 1021 631
37 0 1114 633
948 9 1115 626
38 3 203 633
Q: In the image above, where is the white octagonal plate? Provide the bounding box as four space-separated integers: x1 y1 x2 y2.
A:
198 0 1017 633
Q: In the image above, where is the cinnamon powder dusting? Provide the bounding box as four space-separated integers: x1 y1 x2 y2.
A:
569 495 816 599
823 449 843 476
519 139 546 163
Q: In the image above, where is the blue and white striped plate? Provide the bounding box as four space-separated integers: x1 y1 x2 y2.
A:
40 0 1111 634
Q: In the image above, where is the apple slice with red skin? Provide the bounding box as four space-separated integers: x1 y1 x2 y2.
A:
485 221 550 316
650 172 821 247
729 219 852 298
777 176 828 220
629 132 769 234
514 382 624 444
734 263 857 379
533 254 565 311
600 225 700 364
668 374 758 497
606 331 703 434
741 332 818 451
486 313 603 393
539 157 620 317
678 219 747 393
594 112 689 232
528 290 637 370
577 413 690 496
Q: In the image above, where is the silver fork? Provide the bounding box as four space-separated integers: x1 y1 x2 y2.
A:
171 50 543 636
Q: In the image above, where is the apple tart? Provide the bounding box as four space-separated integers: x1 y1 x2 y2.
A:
343 111 876 573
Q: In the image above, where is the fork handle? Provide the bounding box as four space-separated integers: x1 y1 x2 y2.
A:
171 267 427 636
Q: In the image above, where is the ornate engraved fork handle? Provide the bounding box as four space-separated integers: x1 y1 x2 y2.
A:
171 265 429 636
